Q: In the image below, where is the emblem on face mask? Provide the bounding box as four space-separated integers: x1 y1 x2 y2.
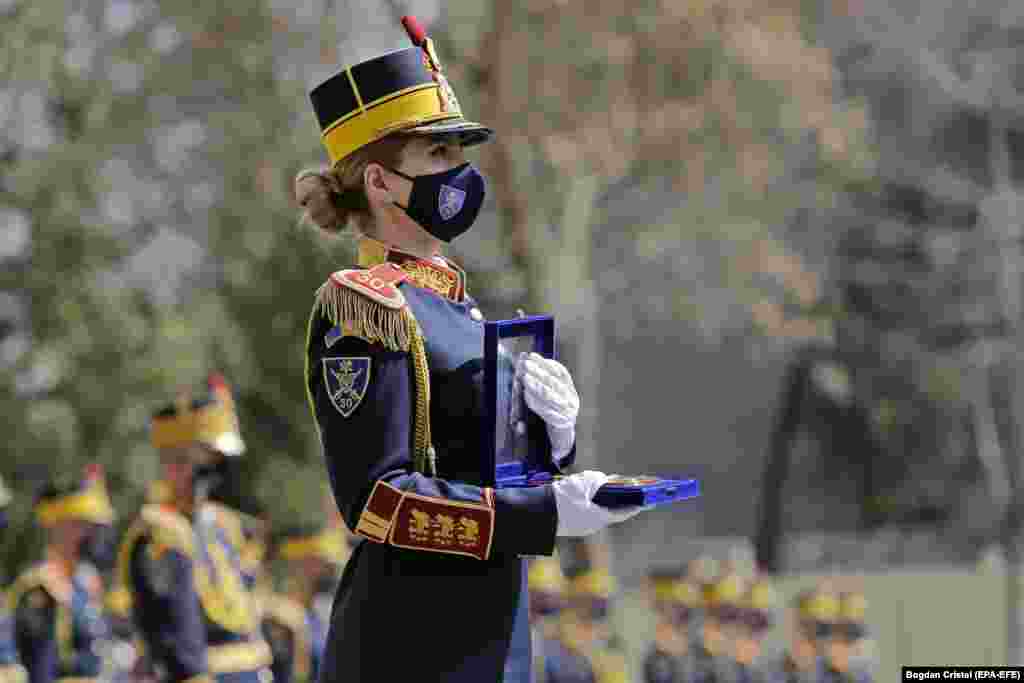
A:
438 184 466 221
323 357 372 417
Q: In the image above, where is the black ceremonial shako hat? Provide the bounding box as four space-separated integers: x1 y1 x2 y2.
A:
310 15 493 166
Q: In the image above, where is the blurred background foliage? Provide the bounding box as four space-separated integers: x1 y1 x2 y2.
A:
1 0 1023 604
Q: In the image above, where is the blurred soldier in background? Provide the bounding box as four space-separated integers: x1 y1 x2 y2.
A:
767 589 828 683
731 577 776 683
527 555 569 682
115 374 272 683
821 592 872 683
261 523 347 683
0 475 27 683
547 567 629 683
309 488 349 632
8 465 115 683
642 566 699 683
693 571 745 683
103 584 143 683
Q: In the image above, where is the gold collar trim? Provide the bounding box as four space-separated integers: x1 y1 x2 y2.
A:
357 238 466 302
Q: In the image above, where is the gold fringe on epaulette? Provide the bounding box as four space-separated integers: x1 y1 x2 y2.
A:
314 281 412 352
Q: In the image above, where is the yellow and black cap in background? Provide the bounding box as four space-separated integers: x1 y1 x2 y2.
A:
794 588 840 639
528 556 568 617
703 573 745 623
836 591 868 641
566 567 617 620
150 373 246 457
647 566 701 625
740 578 776 634
35 463 116 527
310 15 492 165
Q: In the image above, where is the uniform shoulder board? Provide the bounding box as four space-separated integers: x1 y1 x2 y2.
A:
311 263 416 352
329 263 408 309
140 504 195 559
7 564 69 612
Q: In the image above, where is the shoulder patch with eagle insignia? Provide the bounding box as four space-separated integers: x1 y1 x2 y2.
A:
322 356 371 417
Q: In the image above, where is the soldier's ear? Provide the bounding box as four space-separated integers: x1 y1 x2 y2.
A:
363 164 391 206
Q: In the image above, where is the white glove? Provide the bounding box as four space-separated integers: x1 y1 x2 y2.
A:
551 471 647 537
515 352 579 463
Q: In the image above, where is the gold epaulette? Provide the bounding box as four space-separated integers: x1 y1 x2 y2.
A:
6 563 70 612
140 504 195 559
305 262 435 475
314 263 412 351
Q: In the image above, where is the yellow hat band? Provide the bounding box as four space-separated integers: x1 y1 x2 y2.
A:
654 581 700 606
151 403 243 454
322 83 460 165
803 594 840 621
151 412 197 449
36 487 115 526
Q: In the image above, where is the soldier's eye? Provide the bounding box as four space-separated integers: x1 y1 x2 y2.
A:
431 144 446 158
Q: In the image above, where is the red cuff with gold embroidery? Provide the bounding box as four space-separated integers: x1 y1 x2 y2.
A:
355 481 495 560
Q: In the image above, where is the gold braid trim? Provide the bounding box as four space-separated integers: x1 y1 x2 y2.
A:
408 320 434 476
307 279 436 476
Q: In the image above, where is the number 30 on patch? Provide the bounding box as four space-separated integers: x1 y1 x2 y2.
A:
323 356 371 417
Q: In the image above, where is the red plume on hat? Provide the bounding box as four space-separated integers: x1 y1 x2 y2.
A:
401 15 427 46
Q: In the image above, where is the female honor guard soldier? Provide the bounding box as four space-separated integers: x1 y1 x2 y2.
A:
261 524 347 683
115 375 272 683
296 15 646 683
8 465 115 683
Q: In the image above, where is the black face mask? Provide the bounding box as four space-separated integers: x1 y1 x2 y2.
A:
80 525 117 572
389 163 487 243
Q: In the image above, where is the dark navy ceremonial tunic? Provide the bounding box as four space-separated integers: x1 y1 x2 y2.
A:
118 503 271 683
306 243 565 682
9 564 109 683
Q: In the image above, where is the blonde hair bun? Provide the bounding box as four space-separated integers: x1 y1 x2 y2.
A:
295 167 346 234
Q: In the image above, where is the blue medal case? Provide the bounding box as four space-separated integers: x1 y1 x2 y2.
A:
483 316 700 509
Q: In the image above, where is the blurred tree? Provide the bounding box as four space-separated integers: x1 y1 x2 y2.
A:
0 0 345 576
